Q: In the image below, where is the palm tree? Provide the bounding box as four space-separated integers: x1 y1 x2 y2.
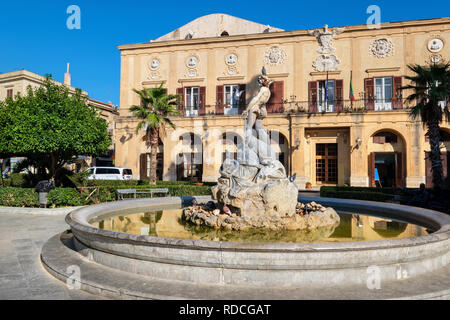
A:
130 82 180 184
401 62 450 187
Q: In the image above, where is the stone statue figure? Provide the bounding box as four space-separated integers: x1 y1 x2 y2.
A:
308 24 345 54
212 67 299 218
241 67 276 165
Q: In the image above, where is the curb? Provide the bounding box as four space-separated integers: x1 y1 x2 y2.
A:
0 206 84 215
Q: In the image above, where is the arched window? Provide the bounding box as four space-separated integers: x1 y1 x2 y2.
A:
220 31 229 37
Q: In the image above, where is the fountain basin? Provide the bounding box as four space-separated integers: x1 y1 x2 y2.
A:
55 196 450 290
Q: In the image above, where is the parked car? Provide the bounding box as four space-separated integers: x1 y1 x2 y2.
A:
85 167 133 180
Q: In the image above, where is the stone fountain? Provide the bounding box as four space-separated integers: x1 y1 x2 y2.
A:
183 68 340 231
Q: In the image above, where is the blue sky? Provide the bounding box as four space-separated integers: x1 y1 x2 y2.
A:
1 0 448 106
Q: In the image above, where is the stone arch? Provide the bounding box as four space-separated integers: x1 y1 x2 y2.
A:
368 129 406 188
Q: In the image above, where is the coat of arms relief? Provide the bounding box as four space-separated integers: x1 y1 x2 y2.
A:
308 25 345 72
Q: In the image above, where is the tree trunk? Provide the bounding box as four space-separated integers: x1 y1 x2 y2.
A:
0 159 4 186
148 128 159 185
50 152 57 182
427 121 443 187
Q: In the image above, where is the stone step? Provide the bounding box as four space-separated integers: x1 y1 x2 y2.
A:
41 232 450 300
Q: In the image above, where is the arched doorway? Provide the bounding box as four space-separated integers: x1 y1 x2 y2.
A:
425 129 450 187
139 138 163 181
176 132 203 182
368 130 406 188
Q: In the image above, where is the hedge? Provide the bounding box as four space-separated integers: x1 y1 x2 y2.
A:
320 186 394 202
0 184 213 207
47 188 90 207
0 187 39 207
1 173 28 187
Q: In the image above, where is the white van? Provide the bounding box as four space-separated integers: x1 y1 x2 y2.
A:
86 167 133 180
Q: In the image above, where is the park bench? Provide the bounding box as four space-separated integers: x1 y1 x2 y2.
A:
117 188 169 200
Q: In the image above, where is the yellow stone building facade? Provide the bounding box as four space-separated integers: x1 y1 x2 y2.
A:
116 14 450 188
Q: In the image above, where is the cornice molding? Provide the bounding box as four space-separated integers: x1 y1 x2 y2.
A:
268 73 290 78
310 71 341 76
118 18 450 52
217 76 246 81
142 80 168 86
177 78 206 84
366 67 401 73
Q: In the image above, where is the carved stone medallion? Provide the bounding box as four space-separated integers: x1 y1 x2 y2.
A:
149 58 160 70
186 55 198 68
429 54 443 64
370 38 394 58
225 53 238 66
227 67 237 75
428 38 444 53
188 69 197 77
264 46 286 66
312 54 340 72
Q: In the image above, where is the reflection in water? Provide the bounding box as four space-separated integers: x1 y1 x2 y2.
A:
90 209 430 243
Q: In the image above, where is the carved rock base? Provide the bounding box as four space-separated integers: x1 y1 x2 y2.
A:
212 178 299 219
182 202 340 232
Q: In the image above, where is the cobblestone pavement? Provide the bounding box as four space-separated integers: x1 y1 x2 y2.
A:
0 211 101 300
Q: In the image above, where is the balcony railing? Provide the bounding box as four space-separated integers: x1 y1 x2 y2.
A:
174 98 433 117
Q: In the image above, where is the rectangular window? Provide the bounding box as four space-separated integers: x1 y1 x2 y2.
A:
317 80 335 112
374 77 393 111
6 89 13 98
224 85 239 115
185 87 199 116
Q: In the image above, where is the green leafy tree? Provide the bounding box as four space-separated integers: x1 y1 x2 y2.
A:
0 76 111 183
401 63 450 187
130 82 179 184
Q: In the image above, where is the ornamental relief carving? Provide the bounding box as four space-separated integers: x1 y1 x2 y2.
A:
312 54 340 72
308 25 345 54
369 38 394 58
308 24 344 72
223 52 240 76
428 54 443 64
148 57 160 70
264 46 286 66
427 36 444 53
186 55 199 69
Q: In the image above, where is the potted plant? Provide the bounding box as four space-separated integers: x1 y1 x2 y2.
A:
305 182 312 189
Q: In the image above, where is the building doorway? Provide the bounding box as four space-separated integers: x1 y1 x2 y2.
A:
176 133 203 182
140 139 164 181
369 152 403 188
375 153 396 187
315 143 338 184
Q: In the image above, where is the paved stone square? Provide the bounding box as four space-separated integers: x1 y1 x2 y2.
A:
0 211 101 300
